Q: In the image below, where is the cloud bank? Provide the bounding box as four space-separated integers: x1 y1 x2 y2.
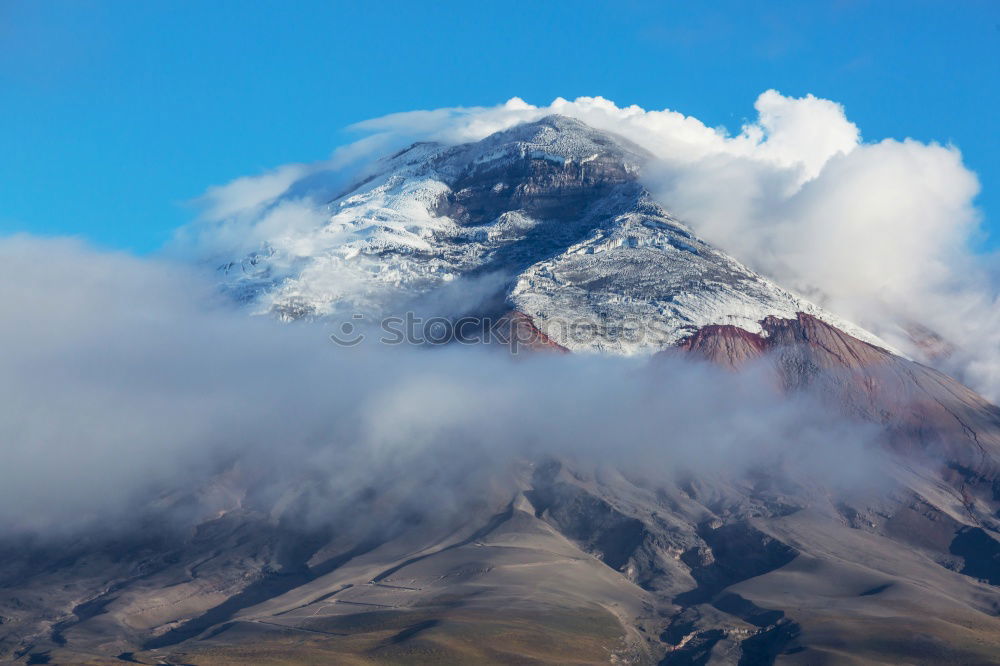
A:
0 237 882 536
185 91 998 401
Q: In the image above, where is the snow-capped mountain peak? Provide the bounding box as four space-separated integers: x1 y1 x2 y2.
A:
217 115 891 352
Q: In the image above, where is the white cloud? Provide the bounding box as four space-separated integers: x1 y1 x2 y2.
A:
740 89 860 178
197 162 313 221
0 237 882 535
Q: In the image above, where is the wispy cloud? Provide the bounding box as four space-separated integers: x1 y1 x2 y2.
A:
0 237 883 536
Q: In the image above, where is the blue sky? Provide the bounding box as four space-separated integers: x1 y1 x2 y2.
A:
2 0 998 253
